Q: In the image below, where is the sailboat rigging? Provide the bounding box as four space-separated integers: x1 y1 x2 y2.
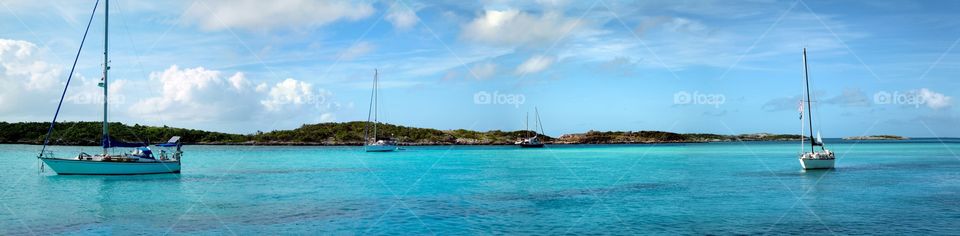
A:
37 0 182 175
798 48 835 170
364 69 398 152
517 107 546 148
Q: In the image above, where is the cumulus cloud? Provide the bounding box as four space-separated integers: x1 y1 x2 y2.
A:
130 66 259 121
515 55 555 74
0 39 61 91
130 65 334 122
386 7 418 30
461 9 583 47
188 0 374 31
918 88 952 110
261 78 327 111
0 39 62 113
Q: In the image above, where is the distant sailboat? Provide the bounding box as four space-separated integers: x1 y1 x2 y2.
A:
516 107 546 148
38 0 182 175
798 48 835 170
364 69 397 152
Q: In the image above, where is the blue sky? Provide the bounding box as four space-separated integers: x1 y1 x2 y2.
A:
0 0 957 137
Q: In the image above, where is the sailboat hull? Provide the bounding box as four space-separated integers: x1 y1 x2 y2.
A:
41 158 181 175
365 145 397 152
799 158 834 170
519 143 544 148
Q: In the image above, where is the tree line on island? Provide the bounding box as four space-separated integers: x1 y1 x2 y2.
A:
0 121 813 146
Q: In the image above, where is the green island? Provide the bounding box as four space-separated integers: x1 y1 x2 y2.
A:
0 121 805 146
842 135 909 140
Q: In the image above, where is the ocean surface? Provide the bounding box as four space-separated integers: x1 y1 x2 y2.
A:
1 140 958 235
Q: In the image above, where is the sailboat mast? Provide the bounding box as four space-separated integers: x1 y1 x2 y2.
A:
102 0 110 154
535 107 544 137
373 69 378 141
526 112 530 137
803 48 814 152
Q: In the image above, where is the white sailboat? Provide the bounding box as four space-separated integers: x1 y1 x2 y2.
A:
37 0 182 175
364 69 397 152
798 48 835 170
516 107 545 148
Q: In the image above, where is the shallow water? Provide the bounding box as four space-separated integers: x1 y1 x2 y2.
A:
1 140 958 234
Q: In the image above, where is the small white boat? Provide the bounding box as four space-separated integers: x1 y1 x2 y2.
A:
797 48 835 170
37 0 183 175
517 107 546 148
366 140 398 152
364 69 397 152
518 138 544 148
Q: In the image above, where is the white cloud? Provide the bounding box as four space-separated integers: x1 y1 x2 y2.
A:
536 0 570 8
461 9 583 47
919 88 952 110
130 65 260 121
0 39 62 114
515 55 555 74
131 65 336 122
188 0 374 31
386 8 418 30
825 88 870 107
0 39 36 60
338 42 375 60
470 62 498 80
0 39 61 91
261 78 322 111
661 17 707 33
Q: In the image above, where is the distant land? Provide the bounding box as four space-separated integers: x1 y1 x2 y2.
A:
1 121 809 146
843 135 909 140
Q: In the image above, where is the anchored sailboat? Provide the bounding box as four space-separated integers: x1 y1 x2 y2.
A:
364 69 398 152
38 0 182 175
516 107 545 148
798 48 835 170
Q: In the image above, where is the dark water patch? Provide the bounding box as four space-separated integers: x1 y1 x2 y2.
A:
841 161 960 171
238 204 369 225
163 200 380 233
484 182 683 206
221 167 375 175
736 160 960 178
1 219 102 235
733 169 832 178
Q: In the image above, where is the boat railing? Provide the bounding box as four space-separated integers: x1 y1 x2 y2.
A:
38 151 55 159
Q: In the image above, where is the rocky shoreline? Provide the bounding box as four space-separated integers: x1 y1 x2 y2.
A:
0 121 872 147
842 135 909 140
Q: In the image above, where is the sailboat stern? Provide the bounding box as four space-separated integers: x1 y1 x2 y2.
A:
798 151 836 170
799 158 835 170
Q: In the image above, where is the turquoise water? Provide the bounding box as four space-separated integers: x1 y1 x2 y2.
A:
1 140 958 234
